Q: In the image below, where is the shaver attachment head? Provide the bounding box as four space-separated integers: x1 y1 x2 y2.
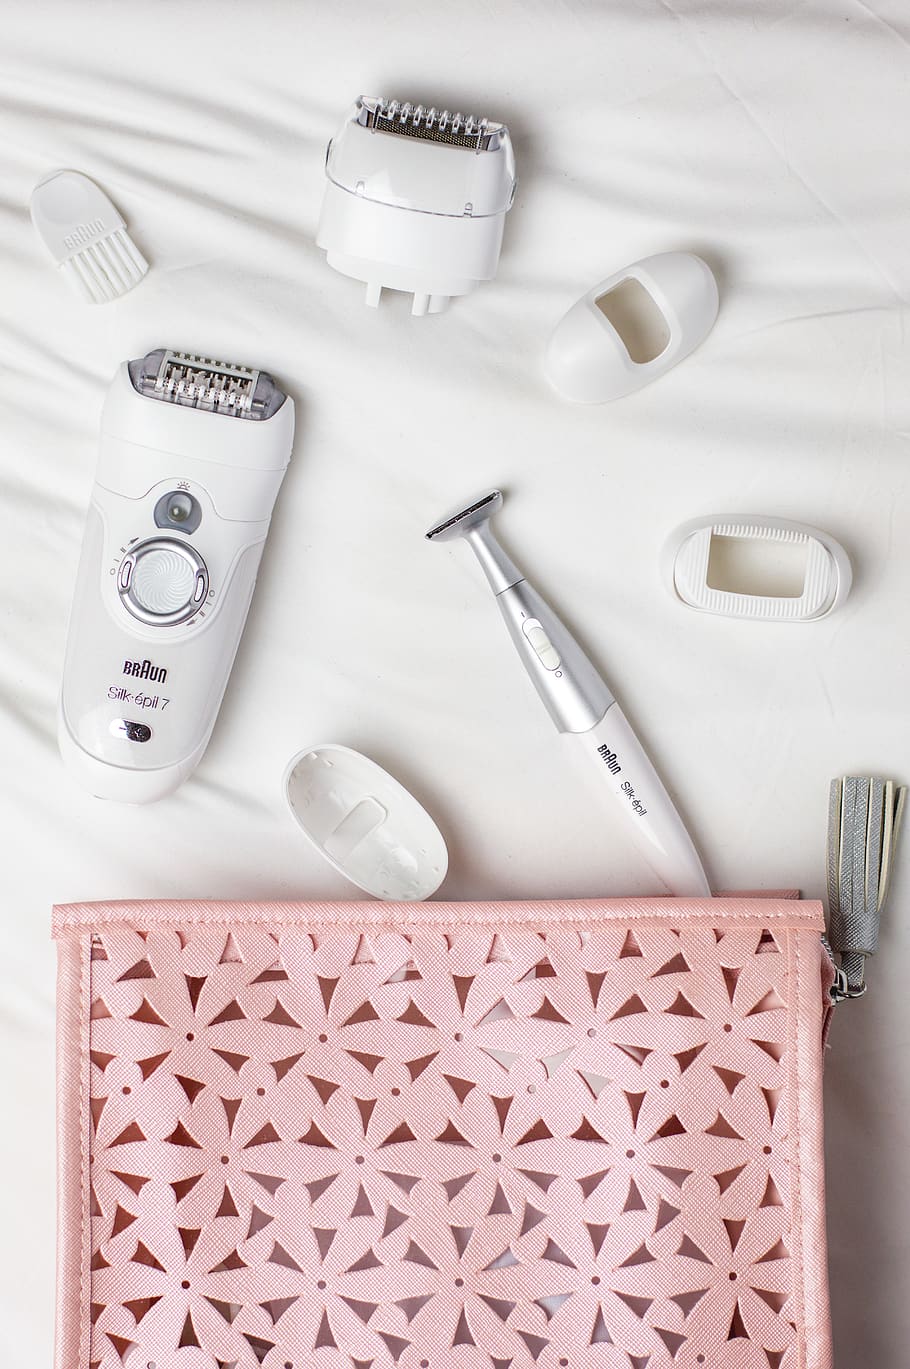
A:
425 490 503 542
318 98 516 316
128 349 287 420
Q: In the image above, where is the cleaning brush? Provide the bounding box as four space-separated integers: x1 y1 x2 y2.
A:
30 170 148 304
826 775 906 998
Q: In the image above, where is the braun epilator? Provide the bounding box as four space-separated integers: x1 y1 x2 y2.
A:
59 350 295 803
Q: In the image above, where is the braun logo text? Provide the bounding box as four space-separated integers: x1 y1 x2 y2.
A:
597 743 621 776
63 219 105 251
123 658 167 683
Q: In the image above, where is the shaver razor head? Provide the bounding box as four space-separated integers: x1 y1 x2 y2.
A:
128 349 287 420
356 97 507 152
425 490 503 542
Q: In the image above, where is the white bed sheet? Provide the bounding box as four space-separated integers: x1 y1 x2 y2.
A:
2 1 909 1363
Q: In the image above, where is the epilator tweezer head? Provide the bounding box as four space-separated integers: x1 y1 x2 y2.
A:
128 349 287 421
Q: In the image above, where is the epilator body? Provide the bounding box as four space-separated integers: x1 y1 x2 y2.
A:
59 350 295 803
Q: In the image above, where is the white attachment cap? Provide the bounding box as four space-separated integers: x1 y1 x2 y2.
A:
30 170 148 303
545 252 718 402
285 745 448 900
663 515 852 621
316 97 516 315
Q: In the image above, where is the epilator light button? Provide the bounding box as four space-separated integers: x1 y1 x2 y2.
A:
522 617 561 671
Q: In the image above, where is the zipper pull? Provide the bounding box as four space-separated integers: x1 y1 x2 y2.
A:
826 777 906 1000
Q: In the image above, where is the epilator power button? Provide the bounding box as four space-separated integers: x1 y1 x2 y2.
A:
117 537 209 627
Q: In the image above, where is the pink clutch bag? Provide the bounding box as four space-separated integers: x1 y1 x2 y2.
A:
54 896 834 1369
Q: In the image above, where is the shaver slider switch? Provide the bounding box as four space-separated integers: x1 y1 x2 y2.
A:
522 618 561 671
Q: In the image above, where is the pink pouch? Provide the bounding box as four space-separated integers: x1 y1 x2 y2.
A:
54 896 834 1369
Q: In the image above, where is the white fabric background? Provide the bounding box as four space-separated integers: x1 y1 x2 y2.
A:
1 1 908 1364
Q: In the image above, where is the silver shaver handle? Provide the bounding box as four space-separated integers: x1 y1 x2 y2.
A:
494 580 614 733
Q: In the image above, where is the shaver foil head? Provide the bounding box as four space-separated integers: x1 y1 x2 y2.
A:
355 97 508 152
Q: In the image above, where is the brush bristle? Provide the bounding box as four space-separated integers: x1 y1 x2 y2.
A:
61 228 148 304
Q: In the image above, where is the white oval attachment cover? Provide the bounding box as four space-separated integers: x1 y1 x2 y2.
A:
545 251 718 403
285 744 448 900
664 515 852 621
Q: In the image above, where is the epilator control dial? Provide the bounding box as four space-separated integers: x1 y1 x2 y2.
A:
117 537 208 626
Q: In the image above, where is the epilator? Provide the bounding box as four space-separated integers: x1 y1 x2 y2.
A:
426 491 711 896
59 349 295 803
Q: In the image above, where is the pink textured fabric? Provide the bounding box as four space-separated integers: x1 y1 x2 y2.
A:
53 898 833 1369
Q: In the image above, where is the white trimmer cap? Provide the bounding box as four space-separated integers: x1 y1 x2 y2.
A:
284 745 448 900
30 170 148 303
545 251 718 403
663 515 852 621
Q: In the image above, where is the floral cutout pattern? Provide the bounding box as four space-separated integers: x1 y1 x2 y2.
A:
84 919 802 1369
